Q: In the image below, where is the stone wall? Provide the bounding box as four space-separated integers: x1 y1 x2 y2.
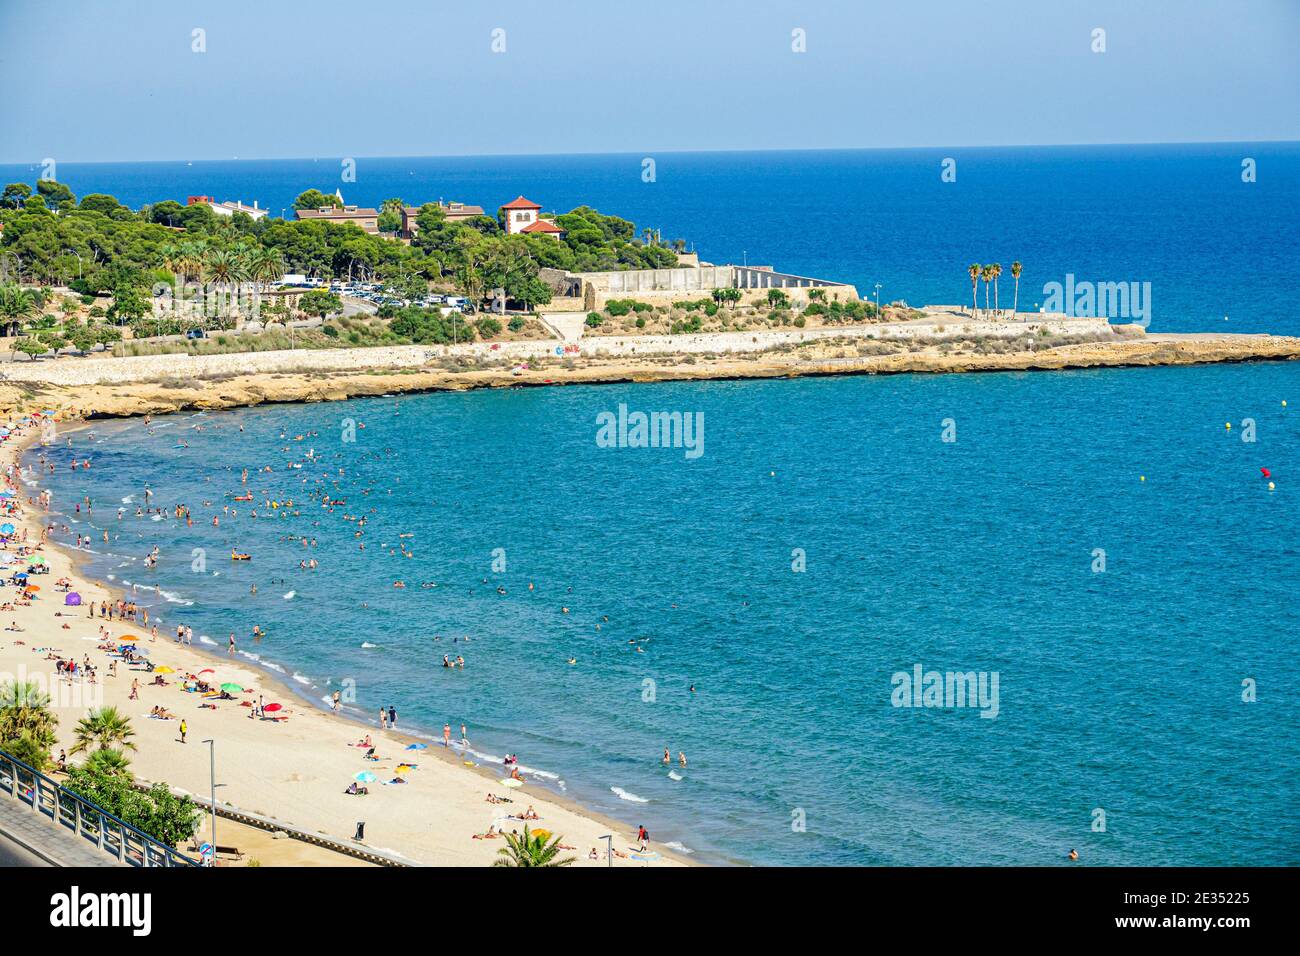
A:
0 317 1116 387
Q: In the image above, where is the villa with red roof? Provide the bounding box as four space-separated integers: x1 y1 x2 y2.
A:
501 195 564 238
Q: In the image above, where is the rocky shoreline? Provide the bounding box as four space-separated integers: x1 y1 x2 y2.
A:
1 331 1297 420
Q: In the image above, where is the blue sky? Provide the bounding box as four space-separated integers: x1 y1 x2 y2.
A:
1 0 1297 163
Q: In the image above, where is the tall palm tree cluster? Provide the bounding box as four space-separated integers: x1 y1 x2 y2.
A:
966 261 1022 319
0 679 140 779
157 240 285 319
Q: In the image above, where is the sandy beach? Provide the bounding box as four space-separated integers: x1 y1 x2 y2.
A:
0 422 687 867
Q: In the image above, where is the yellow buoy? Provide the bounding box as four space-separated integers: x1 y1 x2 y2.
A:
1225 423 1231 429
1283 400 1288 407
1140 475 1146 482
1268 482 1276 491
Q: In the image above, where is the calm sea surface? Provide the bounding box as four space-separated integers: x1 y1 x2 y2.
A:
28 363 1300 866
12 145 1300 864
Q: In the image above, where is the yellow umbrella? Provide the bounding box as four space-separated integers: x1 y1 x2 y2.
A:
155 666 174 674
395 764 415 774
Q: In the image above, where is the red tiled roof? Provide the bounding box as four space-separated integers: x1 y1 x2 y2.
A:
521 219 563 233
501 195 541 210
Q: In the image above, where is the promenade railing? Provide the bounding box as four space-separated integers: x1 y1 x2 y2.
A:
0 748 201 867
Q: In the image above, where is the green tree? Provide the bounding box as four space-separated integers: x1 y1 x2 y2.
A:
298 289 342 317
0 183 32 209
0 282 40 336
292 189 341 211
36 179 76 212
0 679 58 769
62 767 201 849
83 747 133 778
492 826 576 867
69 706 137 756
109 283 151 323
1010 261 1023 316
968 263 982 317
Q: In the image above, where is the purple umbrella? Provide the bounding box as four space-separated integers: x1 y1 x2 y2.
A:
64 592 82 606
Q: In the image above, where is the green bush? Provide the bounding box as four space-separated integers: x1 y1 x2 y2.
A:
585 312 604 328
635 317 646 328
508 315 526 332
474 316 502 338
63 766 201 849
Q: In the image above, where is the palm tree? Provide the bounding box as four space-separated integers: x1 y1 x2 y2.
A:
991 263 1003 316
0 282 40 338
982 265 993 316
69 706 136 756
967 263 982 317
0 679 56 740
492 825 576 868
0 679 57 768
84 747 133 778
1010 261 1022 316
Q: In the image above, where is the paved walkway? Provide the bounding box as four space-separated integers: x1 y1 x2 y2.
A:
0 803 122 867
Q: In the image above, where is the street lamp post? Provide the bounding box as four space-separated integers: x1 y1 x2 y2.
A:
874 282 882 317
599 833 612 868
201 739 217 865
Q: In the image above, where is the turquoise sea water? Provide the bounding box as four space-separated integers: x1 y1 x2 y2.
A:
27 362 1300 866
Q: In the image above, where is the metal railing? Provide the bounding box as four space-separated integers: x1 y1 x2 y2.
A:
0 749 201 867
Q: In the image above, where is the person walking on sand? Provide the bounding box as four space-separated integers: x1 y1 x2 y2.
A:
179 719 187 744
443 723 451 747
331 691 341 713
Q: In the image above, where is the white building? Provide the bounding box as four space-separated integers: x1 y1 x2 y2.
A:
186 195 269 220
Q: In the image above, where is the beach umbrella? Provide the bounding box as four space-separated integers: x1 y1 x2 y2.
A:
405 743 428 751
24 584 39 592
154 666 173 674
354 771 376 783
65 592 81 606
395 764 414 774
220 682 244 693
198 668 214 675
0 491 13 497
0 524 14 535
263 703 282 712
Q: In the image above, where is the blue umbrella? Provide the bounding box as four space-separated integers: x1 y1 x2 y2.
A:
405 743 428 750
0 523 14 535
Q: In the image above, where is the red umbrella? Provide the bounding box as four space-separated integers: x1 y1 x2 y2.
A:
263 703 282 712
198 668 215 675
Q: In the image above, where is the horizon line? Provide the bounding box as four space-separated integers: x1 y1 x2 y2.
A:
3 138 1299 169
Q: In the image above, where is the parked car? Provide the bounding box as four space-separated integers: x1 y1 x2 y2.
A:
185 328 207 340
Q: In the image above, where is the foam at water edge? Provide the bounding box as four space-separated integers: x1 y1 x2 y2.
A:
610 787 649 803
